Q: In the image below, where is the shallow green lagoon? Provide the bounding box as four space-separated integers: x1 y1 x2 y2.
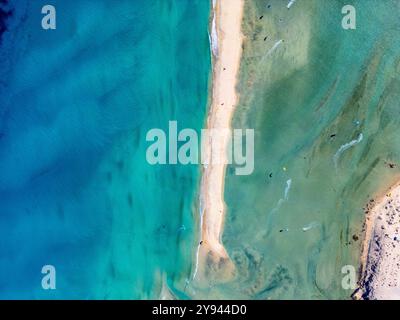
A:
216 0 400 299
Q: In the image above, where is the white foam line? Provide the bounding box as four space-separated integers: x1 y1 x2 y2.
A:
261 39 283 62
270 178 292 214
284 179 292 201
192 192 204 280
192 243 201 280
333 133 363 169
210 0 219 57
302 221 320 232
287 0 297 9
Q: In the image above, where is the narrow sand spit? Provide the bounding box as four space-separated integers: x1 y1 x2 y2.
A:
354 183 400 299
194 0 244 284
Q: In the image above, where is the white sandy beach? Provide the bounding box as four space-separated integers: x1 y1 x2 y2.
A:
194 0 244 284
355 183 400 299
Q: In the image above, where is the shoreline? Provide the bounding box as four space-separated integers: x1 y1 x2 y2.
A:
354 181 400 299
194 0 244 284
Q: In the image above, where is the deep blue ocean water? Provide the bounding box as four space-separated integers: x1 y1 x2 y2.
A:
0 0 210 299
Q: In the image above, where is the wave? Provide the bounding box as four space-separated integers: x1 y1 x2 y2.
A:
287 0 297 9
270 178 293 215
284 178 292 201
302 221 320 232
333 133 363 169
261 39 283 62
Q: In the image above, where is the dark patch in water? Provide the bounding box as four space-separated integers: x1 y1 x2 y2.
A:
255 265 292 299
57 204 65 220
0 1 13 43
106 171 112 183
127 192 133 207
116 160 124 171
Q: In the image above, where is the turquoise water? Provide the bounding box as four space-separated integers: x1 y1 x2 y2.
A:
4 0 399 301
0 0 210 299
